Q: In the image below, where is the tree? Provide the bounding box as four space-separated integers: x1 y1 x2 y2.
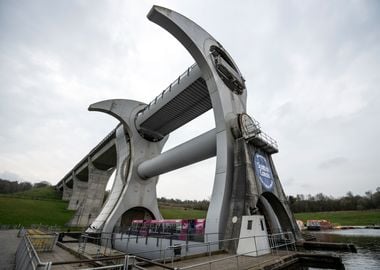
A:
373 187 380 208
33 181 51 188
0 179 33 193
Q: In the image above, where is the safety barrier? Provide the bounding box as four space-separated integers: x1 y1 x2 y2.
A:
0 223 24 230
15 235 52 270
14 231 295 269
80 264 124 270
138 63 198 116
0 223 62 232
28 233 58 252
151 232 295 270
76 231 296 270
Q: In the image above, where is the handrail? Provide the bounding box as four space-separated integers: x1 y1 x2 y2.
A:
15 235 52 270
240 114 278 152
177 232 295 270
138 63 198 116
257 131 279 150
79 231 295 262
57 231 295 269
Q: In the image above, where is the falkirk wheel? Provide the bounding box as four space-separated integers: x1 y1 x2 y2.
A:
58 5 302 244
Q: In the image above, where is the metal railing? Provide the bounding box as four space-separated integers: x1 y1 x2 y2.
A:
173 232 296 270
255 131 279 151
80 262 125 270
241 114 261 138
77 231 224 260
15 230 295 270
138 63 198 116
79 255 175 270
30 224 62 233
0 223 24 230
240 114 279 152
28 233 58 252
0 223 60 232
17 226 59 252
77 231 296 270
113 226 207 242
15 235 52 270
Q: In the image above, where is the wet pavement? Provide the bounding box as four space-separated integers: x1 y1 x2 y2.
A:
0 230 22 270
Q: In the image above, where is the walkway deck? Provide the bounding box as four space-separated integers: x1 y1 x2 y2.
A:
144 251 296 270
38 245 93 270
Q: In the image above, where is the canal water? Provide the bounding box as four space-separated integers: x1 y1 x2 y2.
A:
309 229 380 269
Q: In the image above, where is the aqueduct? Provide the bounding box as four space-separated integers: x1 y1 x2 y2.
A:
56 5 302 246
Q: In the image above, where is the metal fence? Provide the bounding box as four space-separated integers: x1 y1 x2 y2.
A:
76 231 296 270
0 223 24 230
81 265 125 270
78 255 177 270
28 233 58 252
15 235 52 270
0 223 62 232
14 230 295 270
156 232 296 270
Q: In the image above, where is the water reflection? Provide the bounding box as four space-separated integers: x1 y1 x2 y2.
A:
310 229 380 269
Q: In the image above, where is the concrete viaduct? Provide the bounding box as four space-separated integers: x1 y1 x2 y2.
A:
56 5 302 243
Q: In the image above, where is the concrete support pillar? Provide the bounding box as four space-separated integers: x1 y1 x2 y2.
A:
224 137 259 249
67 172 88 211
76 158 114 227
87 100 165 234
62 179 73 201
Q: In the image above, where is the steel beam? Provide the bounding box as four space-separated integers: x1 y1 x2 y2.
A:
138 129 216 179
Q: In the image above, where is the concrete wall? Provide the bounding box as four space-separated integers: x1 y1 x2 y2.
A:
68 160 114 227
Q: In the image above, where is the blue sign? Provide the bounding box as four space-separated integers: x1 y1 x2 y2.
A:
253 153 274 191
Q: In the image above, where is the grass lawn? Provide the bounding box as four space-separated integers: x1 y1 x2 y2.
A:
159 206 206 219
0 196 74 226
159 206 380 226
12 186 62 200
294 209 380 226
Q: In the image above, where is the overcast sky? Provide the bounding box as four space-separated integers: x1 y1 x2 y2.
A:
1 0 379 200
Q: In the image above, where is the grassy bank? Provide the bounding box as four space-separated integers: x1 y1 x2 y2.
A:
0 187 74 226
14 186 62 200
294 209 380 226
1 186 378 227
0 196 74 226
160 206 380 226
160 205 380 226
159 206 206 219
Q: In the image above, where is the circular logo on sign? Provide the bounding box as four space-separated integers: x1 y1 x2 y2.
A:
254 153 274 190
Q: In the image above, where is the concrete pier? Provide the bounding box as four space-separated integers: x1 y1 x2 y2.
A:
68 160 114 227
62 180 72 201
67 173 88 211
78 159 114 226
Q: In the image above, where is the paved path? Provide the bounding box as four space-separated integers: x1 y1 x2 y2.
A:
38 244 93 270
0 230 22 270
